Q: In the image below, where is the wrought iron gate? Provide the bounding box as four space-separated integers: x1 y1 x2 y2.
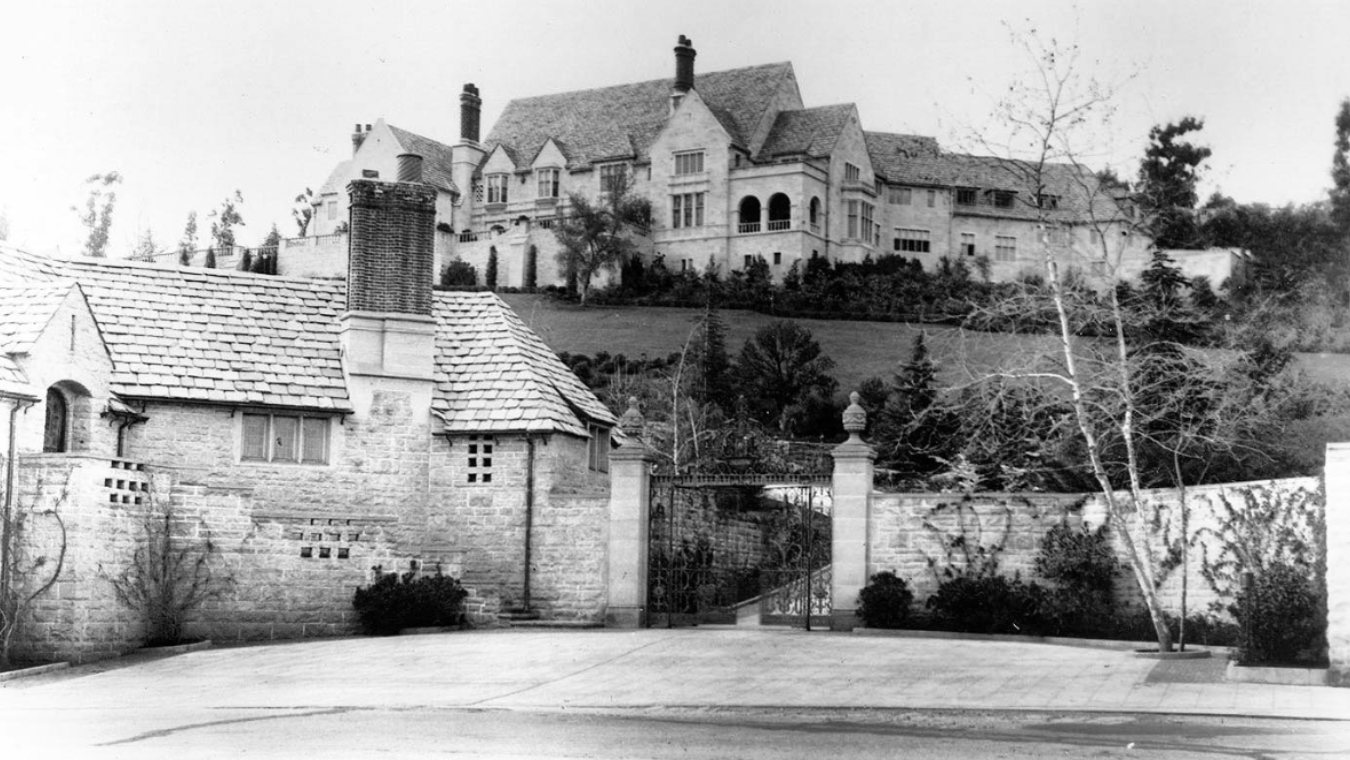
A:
647 474 832 628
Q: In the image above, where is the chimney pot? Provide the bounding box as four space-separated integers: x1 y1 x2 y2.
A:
396 153 424 183
352 123 368 156
673 35 696 93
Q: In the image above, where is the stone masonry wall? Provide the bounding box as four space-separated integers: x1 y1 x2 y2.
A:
869 477 1321 620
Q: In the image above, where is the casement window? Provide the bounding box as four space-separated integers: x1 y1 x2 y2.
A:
670 192 705 229
888 187 912 205
956 188 977 206
860 202 874 241
588 424 610 473
846 201 876 242
960 232 976 256
486 174 509 204
995 235 1017 262
242 412 330 464
992 190 1016 208
466 435 494 483
674 151 705 175
894 228 931 253
847 201 859 238
537 168 560 199
599 163 627 194
844 162 861 182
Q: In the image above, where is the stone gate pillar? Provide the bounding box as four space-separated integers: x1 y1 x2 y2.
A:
605 400 654 628
830 392 875 631
1327 443 1350 686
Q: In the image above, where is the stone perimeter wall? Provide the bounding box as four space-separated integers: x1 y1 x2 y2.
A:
869 476 1321 620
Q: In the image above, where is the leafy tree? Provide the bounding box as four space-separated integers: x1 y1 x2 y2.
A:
74 171 122 257
553 172 652 305
1137 118 1211 249
178 211 198 266
209 190 245 252
439 259 478 289
734 320 838 435
292 187 315 236
1331 98 1350 235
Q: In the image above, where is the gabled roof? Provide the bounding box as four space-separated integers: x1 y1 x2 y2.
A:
61 258 352 410
388 125 460 193
485 62 794 168
432 292 616 436
0 244 64 285
317 159 354 197
0 282 79 355
864 131 943 184
759 104 856 159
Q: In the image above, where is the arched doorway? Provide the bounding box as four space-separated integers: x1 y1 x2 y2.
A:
738 196 762 233
43 386 68 452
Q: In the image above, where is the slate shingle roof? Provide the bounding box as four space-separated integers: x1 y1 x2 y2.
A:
864 131 943 184
0 283 77 354
940 154 1127 223
0 354 31 398
759 104 856 159
485 62 794 167
387 126 460 194
0 244 64 285
432 292 616 436
62 259 353 410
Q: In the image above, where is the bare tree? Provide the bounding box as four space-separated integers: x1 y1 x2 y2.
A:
0 473 69 669
74 171 123 258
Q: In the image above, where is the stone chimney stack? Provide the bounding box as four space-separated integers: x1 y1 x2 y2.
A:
460 83 482 144
673 35 696 93
341 178 438 383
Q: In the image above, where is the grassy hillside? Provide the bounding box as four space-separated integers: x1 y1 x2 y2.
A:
501 294 1350 394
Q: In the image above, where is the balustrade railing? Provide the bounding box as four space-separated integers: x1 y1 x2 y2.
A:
766 219 791 231
738 221 761 234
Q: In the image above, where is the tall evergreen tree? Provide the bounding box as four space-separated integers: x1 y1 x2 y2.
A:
1137 118 1211 248
1331 98 1350 235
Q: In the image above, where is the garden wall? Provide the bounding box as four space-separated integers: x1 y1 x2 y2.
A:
868 476 1321 621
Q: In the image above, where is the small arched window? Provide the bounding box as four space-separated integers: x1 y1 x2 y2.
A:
767 193 791 230
43 386 68 453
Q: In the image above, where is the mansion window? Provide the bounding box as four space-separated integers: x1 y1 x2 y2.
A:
956 188 977 206
588 425 610 473
242 412 330 465
992 190 1016 208
537 168 560 199
466 435 494 483
674 150 705 175
995 235 1017 262
1045 226 1070 247
888 187 912 205
671 192 706 229
960 232 976 256
895 228 931 253
846 201 875 241
599 163 627 195
486 174 509 204
844 162 861 182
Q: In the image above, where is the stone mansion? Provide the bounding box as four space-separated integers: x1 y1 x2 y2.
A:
287 36 1161 288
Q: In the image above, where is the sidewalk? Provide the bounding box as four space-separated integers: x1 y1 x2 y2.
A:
2 628 1347 731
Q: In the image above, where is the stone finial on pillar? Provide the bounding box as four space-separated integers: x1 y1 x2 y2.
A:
616 396 645 444
842 391 866 443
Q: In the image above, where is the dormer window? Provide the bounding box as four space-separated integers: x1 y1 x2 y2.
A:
599 163 628 195
674 150 704 175
537 168 560 199
956 188 977 206
486 174 509 204
1037 193 1060 210
992 190 1016 208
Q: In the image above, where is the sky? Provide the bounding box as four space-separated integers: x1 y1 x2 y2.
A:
1 0 1347 257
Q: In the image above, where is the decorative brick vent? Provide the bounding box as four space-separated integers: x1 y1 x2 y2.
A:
466 435 494 483
103 459 149 505
255 513 396 561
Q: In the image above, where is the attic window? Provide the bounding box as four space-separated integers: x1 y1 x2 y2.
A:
956 188 977 206
467 435 494 483
599 163 628 195
1037 194 1061 210
992 190 1016 208
844 163 861 182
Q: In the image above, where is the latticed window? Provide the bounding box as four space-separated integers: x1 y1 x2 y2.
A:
670 192 705 229
674 151 704 175
537 168 559 198
995 235 1017 262
466 435 494 483
895 228 931 253
599 163 627 194
242 412 330 464
956 188 977 206
992 190 1016 208
486 174 509 204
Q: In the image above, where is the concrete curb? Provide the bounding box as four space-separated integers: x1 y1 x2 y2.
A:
853 627 1230 655
1226 660 1330 686
139 639 213 656
0 662 70 682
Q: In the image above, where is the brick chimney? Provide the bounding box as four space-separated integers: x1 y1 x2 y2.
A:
673 35 696 93
460 83 482 144
341 178 437 382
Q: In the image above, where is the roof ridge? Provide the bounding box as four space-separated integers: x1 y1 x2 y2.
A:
61 258 348 290
502 61 793 104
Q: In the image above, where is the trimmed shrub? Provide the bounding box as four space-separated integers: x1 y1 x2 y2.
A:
857 571 914 629
925 575 1047 635
1234 562 1326 666
1033 523 1118 636
439 260 478 289
352 566 468 636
